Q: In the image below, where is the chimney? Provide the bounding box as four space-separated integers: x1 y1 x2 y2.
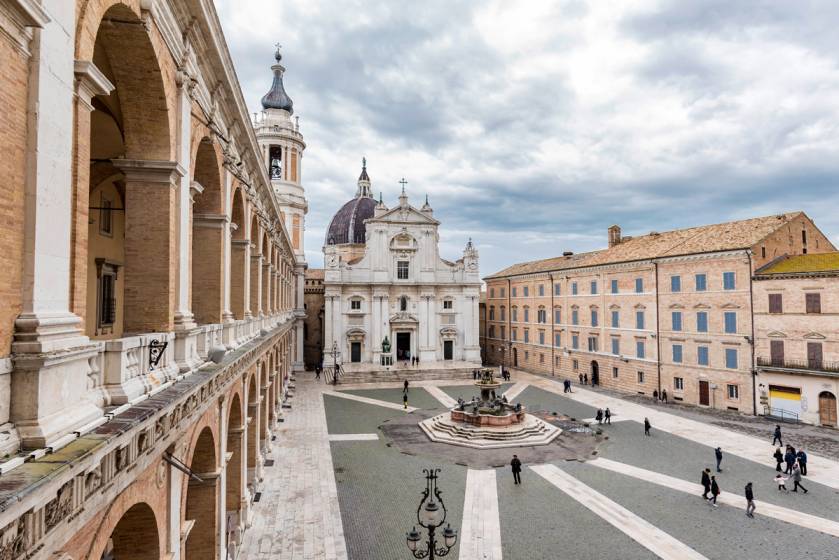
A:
608 225 621 248
562 251 574 257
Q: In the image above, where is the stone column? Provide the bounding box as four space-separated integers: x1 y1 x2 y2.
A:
250 253 262 317
217 395 228 560
174 71 196 330
222 170 235 324
372 294 381 364
230 239 249 320
262 262 272 315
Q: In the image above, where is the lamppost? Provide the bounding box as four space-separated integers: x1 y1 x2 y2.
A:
405 468 457 559
331 340 340 385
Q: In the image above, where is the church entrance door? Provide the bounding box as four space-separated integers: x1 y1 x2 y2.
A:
396 332 411 361
350 342 361 363
444 340 453 360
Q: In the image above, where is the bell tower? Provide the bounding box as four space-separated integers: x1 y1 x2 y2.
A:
254 45 307 261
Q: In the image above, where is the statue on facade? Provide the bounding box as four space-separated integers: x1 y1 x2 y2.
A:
382 335 391 353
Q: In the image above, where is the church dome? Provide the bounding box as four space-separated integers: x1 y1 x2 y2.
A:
325 159 376 246
261 48 294 113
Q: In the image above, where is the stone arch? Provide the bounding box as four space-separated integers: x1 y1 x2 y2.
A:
249 216 262 315
185 427 219 559
259 361 270 445
262 233 272 313
96 501 161 560
225 391 245 541
230 187 248 319
246 371 259 486
80 2 178 337
191 137 225 324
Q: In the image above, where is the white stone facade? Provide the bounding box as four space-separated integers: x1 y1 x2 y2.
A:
323 189 481 366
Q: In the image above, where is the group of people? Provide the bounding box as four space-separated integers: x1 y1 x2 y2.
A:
771 425 808 493
398 351 420 366
651 389 668 403
594 408 612 424
700 461 757 517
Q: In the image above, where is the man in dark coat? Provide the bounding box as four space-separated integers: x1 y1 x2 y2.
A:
403 379 409 394
579 373 584 385
796 450 808 476
745 482 756 518
511 455 522 485
604 408 611 424
644 417 651 436
772 425 783 446
661 389 668 403
773 447 784 472
784 448 796 474
709 476 720 507
715 447 723 472
701 468 711 499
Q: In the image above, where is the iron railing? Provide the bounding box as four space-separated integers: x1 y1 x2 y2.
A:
756 356 839 374
763 405 800 423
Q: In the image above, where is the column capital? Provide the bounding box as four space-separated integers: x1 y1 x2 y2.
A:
74 60 114 111
112 159 186 183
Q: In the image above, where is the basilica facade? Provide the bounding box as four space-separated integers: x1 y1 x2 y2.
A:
323 163 482 366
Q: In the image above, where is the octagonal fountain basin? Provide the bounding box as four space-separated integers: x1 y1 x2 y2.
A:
419 412 561 450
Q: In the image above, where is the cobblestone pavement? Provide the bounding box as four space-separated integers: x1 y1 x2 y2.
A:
245 373 839 559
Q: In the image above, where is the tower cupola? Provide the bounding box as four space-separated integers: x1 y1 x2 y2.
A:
261 46 294 113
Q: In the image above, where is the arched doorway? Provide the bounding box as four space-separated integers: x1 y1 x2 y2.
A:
101 502 160 560
191 138 224 325
226 394 244 552
591 361 599 386
185 427 218 559
512 347 518 367
230 187 247 319
819 391 837 427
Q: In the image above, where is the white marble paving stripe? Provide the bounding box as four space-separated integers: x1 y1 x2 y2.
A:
424 385 458 408
458 469 503 560
328 433 379 442
589 457 839 538
331 378 476 391
580 417 629 424
517 372 839 490
501 382 528 402
325 389 418 412
531 464 709 560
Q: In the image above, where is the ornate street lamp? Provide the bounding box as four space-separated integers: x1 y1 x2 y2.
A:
405 468 457 559
331 340 340 385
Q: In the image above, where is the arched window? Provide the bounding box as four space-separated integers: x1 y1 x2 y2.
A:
537 306 547 324
489 306 495 321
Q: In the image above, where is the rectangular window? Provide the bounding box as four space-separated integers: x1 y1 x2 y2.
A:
611 279 619 294
573 359 579 371
697 346 709 366
587 336 598 352
670 275 681 292
554 284 561 296
524 351 529 360
671 311 682 332
572 334 579 349
523 286 529 297
672 344 683 363
98 272 116 327
572 282 578 295
538 284 545 296
490 288 495 298
808 342 823 369
725 348 738 369
555 333 562 347
539 331 545 345
695 273 707 292
696 312 708 333
500 326 505 339
397 260 409 279
612 366 619 378
724 311 737 334
500 288 505 298
512 329 517 341
443 300 453 309
591 309 598 327
351 300 361 310
635 278 643 293
723 271 736 290
512 287 517 297
637 371 645 383
524 329 530 343
590 281 598 295
674 377 684 391
611 337 620 355
99 197 113 235
635 310 645 330
768 293 783 314
611 310 619 328
489 326 495 338
727 384 739 400
524 308 530 322
512 308 518 322
554 308 561 323
770 339 784 366
806 293 821 314
489 307 495 321
538 309 546 323
539 353 545 363
572 309 579 325
500 307 506 321
636 340 645 358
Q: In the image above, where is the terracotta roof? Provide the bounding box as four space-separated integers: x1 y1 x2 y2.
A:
305 268 324 280
756 252 839 275
486 212 804 279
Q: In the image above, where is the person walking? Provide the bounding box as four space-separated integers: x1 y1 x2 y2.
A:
563 379 570 393
315 365 321 380
653 389 659 401
709 476 720 507
511 455 522 485
715 447 723 472
772 425 783 447
791 463 808 493
661 389 668 403
579 373 584 385
403 392 409 410
784 447 796 475
774 473 789 492
403 379 410 394
745 482 756 518
604 408 612 424
595 409 603 424
796 450 808 476
583 373 588 385
644 417 651 436
774 447 784 472
701 468 711 499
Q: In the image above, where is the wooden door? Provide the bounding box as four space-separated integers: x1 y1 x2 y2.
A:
770 340 784 366
699 380 710 406
820 392 837 426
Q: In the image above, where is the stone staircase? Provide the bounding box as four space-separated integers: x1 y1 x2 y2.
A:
336 365 477 384
419 413 562 449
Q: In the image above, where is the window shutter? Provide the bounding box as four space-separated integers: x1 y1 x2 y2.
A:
768 293 782 314
807 342 823 369
770 340 784 366
806 293 821 314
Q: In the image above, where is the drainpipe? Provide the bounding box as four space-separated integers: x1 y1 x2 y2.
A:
550 273 555 377
748 250 757 416
507 277 512 370
654 261 662 396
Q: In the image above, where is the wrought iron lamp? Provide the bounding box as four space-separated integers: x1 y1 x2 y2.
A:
405 468 457 559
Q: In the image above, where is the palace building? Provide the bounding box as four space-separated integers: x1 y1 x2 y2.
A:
0 1 305 558
484 212 835 415
322 163 482 367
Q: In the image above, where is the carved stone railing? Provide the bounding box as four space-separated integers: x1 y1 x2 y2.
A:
96 332 180 406
0 317 295 560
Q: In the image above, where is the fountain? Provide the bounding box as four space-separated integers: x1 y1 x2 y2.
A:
419 368 561 449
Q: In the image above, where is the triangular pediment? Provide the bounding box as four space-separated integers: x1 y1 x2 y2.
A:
804 332 826 340
669 303 685 309
767 331 787 338
721 303 742 309
371 204 439 225
693 303 711 309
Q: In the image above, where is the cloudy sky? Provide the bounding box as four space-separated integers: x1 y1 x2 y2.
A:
215 0 839 275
